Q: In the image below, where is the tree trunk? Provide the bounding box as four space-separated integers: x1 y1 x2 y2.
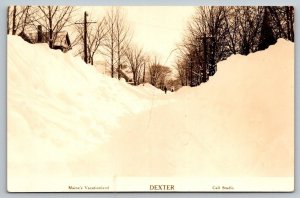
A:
90 56 94 65
7 6 10 34
133 72 137 85
117 39 121 79
12 6 17 35
185 64 188 86
287 6 294 42
285 7 291 41
143 63 145 85
267 7 287 39
258 8 276 51
202 34 208 83
189 59 193 86
111 26 114 78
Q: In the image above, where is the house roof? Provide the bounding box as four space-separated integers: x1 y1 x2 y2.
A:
119 68 133 82
53 31 71 48
19 30 71 49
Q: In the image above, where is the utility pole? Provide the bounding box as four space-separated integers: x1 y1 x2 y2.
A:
76 11 96 64
48 6 53 49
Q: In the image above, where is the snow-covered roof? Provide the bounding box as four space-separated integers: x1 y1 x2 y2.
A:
19 30 71 49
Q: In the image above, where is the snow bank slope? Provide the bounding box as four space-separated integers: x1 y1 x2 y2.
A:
170 39 294 176
7 35 166 179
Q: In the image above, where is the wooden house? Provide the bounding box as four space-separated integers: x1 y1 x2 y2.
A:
19 25 72 53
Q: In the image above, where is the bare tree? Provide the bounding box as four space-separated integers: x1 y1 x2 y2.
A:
184 6 228 86
285 6 294 42
142 55 150 85
7 6 35 35
149 56 171 88
258 7 277 51
36 6 75 48
173 40 191 86
19 6 34 33
223 6 240 54
12 6 17 35
104 7 117 78
125 45 145 85
115 8 131 79
74 17 108 65
236 7 263 55
174 57 188 86
104 7 131 78
176 6 294 88
285 6 294 41
149 55 160 86
267 6 294 42
87 18 108 65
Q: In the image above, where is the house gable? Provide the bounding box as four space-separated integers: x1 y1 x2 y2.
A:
19 28 72 52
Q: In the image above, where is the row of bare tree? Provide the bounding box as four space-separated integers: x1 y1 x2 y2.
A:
7 6 172 88
72 7 172 87
175 6 294 87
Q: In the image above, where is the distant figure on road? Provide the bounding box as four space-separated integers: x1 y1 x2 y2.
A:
164 86 167 94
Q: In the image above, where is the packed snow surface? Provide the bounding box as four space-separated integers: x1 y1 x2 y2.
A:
8 36 293 189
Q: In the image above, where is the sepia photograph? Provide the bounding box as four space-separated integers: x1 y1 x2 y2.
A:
7 5 294 192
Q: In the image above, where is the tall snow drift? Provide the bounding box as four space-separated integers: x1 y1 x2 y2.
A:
7 35 293 190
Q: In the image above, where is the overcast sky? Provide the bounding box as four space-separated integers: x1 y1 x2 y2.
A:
78 6 196 67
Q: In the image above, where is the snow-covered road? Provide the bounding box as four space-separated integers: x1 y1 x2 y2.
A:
7 36 294 191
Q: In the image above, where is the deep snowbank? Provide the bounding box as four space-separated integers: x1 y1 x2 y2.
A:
7 35 168 180
7 35 294 190
171 39 294 176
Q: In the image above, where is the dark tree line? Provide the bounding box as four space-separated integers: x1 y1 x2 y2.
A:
7 6 37 35
175 6 294 87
